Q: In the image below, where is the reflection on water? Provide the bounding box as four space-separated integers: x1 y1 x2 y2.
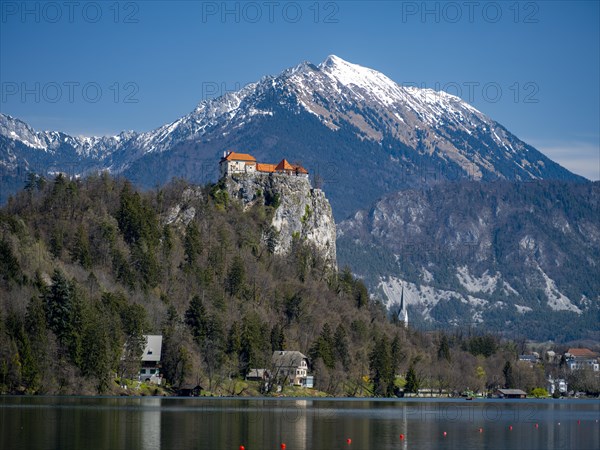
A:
1 397 599 450
142 398 161 450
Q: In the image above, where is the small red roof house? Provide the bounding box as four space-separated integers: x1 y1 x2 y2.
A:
219 151 257 177
566 348 598 358
222 151 256 162
274 159 309 176
565 348 600 372
220 151 308 178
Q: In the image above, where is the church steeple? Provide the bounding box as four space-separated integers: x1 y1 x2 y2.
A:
399 283 408 328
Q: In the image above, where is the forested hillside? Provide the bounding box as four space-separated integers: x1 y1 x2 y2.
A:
0 174 590 396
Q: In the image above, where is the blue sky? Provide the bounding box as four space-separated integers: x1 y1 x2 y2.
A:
1 1 598 179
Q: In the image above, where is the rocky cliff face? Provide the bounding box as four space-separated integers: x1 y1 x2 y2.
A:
225 173 337 268
337 180 600 341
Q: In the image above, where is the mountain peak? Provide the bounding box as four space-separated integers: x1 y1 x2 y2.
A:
318 54 381 82
320 54 347 66
0 56 585 211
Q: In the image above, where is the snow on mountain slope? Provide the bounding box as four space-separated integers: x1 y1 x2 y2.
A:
0 56 551 158
380 275 489 324
0 114 133 160
338 180 598 339
284 56 537 180
0 54 586 211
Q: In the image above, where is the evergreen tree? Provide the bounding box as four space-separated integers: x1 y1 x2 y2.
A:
369 335 394 396
467 335 497 357
130 243 160 288
309 323 335 369
0 239 22 286
183 221 202 268
437 334 451 362
185 295 208 344
25 296 48 389
353 279 369 308
226 256 246 297
390 334 403 372
503 361 515 388
405 364 420 394
71 225 92 269
44 270 83 364
270 324 285 351
44 269 72 339
338 267 354 294
240 313 269 376
201 314 225 391
80 303 114 391
333 324 350 370
6 313 38 391
284 292 303 324
49 228 64 259
116 182 146 245
24 172 38 194
226 321 242 356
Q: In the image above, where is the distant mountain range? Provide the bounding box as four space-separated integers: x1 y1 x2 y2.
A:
337 180 600 341
0 55 586 218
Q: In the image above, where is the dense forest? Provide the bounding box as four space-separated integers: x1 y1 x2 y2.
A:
0 173 597 396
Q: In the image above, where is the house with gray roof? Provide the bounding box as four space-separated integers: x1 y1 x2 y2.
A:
139 335 163 385
495 388 527 399
272 351 309 386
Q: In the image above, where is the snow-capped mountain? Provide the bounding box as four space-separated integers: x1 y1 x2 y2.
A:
0 55 585 216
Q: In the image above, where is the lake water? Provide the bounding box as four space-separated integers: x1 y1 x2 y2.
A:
1 396 598 450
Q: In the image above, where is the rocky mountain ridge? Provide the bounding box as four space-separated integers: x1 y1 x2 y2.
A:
337 180 600 340
0 55 585 218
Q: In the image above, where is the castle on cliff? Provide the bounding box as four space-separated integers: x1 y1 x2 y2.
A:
220 151 309 178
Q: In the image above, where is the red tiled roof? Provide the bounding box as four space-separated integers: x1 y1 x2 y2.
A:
256 163 276 173
567 348 598 358
274 159 308 174
293 164 308 174
223 151 256 162
222 152 308 174
275 159 295 171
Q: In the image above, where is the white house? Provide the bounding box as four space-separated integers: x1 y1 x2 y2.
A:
547 375 568 395
565 348 599 372
272 351 310 386
139 335 163 385
219 151 257 177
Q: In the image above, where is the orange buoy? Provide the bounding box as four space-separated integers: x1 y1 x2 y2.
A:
399 434 405 440
346 438 352 445
479 428 483 433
